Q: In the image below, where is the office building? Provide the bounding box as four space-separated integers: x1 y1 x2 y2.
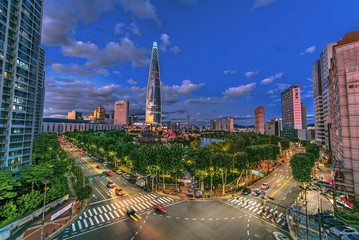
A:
173 122 180 131
265 117 282 136
312 59 326 145
129 115 138 125
329 30 359 200
145 42 162 125
254 106 265 134
210 120 215 130
215 118 221 131
320 42 337 146
68 111 82 120
227 117 234 132
222 119 227 131
301 103 307 130
114 101 129 125
93 107 106 120
0 0 45 171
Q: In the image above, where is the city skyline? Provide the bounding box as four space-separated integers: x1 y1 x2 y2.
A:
42 0 359 126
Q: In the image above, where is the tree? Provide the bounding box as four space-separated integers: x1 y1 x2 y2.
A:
20 165 54 192
16 190 43 214
77 185 93 200
306 144 320 160
0 170 20 201
213 153 234 195
290 153 315 183
156 145 170 190
0 200 18 219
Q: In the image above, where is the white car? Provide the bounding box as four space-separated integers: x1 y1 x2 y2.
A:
122 174 131 180
261 183 269 190
330 226 359 237
273 232 290 240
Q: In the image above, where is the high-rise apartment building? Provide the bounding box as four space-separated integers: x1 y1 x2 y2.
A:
68 111 82 120
93 107 106 120
280 85 302 138
210 120 215 130
129 115 137 125
320 43 336 146
265 117 282 136
215 118 221 131
0 0 45 171
145 42 162 125
301 103 307 130
227 117 234 132
312 59 326 145
329 30 359 200
222 119 227 131
114 100 129 125
254 106 265 134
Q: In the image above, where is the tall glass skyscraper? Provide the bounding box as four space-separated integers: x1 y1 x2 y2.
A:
0 0 45 171
145 42 162 125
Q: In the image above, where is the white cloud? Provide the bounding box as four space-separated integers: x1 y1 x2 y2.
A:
113 71 122 77
245 70 260 78
224 70 238 75
267 90 275 94
127 79 137 85
300 46 316 55
159 33 171 52
307 78 312 81
222 83 256 98
251 0 279 9
129 22 141 36
118 0 161 27
170 46 181 55
163 80 205 96
276 83 291 91
185 97 225 105
261 72 283 84
62 41 100 58
114 23 126 35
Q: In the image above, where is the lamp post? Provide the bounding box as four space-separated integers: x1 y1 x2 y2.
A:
299 185 309 240
40 179 50 240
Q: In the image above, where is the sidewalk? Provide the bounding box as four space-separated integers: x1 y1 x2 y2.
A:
18 200 83 240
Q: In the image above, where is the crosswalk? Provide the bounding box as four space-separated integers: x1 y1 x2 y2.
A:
67 194 175 234
227 196 286 226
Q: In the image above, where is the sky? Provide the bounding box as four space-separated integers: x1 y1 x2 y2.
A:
42 0 359 126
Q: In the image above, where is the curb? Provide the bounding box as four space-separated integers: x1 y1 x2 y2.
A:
46 200 87 239
155 190 233 200
286 213 297 240
155 191 182 199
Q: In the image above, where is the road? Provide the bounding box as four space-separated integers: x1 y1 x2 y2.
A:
53 142 300 240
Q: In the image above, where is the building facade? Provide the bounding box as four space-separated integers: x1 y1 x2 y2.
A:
265 117 282 136
68 111 82 120
145 42 162 125
129 115 137 125
227 117 234 132
301 103 307 130
215 118 221 131
0 0 45 171
93 107 106 120
329 31 359 200
210 120 215 130
312 59 326 145
114 100 129 125
254 106 265 134
222 119 227 131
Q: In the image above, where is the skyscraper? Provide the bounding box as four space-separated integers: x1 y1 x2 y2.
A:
227 117 234 132
210 120 215 130
68 111 82 120
312 59 325 145
0 0 45 171
301 103 307 130
222 119 227 131
93 107 106 120
265 117 282 136
215 118 221 130
145 42 162 125
329 30 359 200
280 85 302 138
114 101 129 125
254 106 265 134
129 115 138 125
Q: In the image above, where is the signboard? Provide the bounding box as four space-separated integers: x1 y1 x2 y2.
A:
178 179 191 183
285 205 294 211
159 174 171 178
87 172 107 181
0 230 10 240
51 200 76 221
249 170 265 178
201 182 204 191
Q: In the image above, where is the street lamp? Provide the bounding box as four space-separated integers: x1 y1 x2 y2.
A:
40 179 50 240
299 185 309 240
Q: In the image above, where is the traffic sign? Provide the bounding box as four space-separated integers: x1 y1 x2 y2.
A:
285 205 294 211
249 170 265 178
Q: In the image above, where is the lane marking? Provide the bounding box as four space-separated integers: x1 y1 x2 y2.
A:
89 217 94 226
270 176 293 198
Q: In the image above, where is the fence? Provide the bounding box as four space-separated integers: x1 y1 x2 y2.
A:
0 194 69 234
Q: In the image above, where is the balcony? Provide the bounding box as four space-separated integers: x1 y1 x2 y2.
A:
0 130 9 136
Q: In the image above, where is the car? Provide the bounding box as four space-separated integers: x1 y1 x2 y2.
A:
112 168 118 173
251 189 260 196
136 179 145 188
122 174 131 180
312 212 333 221
187 190 194 197
107 181 115 188
330 226 359 237
97 165 103 169
342 234 359 240
154 204 168 213
115 170 122 175
126 207 142 221
261 183 269 190
106 171 114 176
322 218 346 228
115 188 125 196
273 232 290 240
241 188 251 195
103 162 108 166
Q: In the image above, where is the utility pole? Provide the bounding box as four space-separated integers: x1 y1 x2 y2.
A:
317 190 322 240
40 179 50 240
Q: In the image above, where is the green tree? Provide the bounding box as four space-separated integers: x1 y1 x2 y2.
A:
156 145 170 190
0 200 18 219
0 170 20 201
213 153 234 195
77 185 93 200
290 153 315 184
16 190 43 214
306 144 320 159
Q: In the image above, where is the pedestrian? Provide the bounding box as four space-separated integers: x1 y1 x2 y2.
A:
230 187 233 193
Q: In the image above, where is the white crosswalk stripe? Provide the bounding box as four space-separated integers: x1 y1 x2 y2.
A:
245 205 250 209
83 219 88 228
253 207 258 212
131 205 139 211
72 223 76 231
157 198 165 204
102 206 107 212
257 210 262 214
106 205 112 211
88 209 93 217
94 216 100 224
165 197 173 201
77 221 82 230
115 203 121 209
143 195 151 200
93 208 98 215
129 199 136 204
119 201 125 207
104 213 110 221
99 215 105 222
113 210 120 218
97 207 102 214
109 212 115 219
142 202 150 208
138 203 146 210
111 203 116 210
248 206 254 211
118 209 125 216
84 212 88 218
89 217 94 226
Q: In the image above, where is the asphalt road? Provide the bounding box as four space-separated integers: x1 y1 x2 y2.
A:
53 142 300 240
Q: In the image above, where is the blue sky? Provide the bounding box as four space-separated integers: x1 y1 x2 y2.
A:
42 0 359 126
